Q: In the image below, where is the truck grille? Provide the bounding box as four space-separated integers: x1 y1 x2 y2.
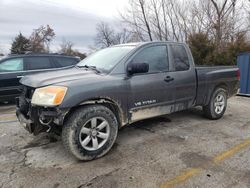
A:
21 85 35 100
18 86 35 117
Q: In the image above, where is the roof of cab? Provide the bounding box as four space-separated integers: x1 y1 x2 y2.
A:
114 41 187 47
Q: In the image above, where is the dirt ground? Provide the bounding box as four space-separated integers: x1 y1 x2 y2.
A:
0 96 250 188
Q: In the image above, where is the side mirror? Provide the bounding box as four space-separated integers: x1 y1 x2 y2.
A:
127 62 149 75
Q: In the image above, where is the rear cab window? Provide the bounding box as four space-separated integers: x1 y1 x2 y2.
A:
169 44 190 71
0 58 24 72
53 57 78 68
24 57 54 70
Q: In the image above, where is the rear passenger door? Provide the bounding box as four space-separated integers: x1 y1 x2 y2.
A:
24 56 55 74
168 44 196 111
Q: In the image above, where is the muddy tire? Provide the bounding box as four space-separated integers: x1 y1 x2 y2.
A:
62 105 118 161
203 87 227 120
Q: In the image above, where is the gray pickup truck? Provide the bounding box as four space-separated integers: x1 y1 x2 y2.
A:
16 42 239 160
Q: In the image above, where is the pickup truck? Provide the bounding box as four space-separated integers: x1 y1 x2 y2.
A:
16 42 239 161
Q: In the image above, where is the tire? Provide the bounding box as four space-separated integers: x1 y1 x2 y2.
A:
203 87 227 120
62 105 118 161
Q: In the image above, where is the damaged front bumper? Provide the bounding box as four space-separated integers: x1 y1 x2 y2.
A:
16 96 68 135
16 108 33 133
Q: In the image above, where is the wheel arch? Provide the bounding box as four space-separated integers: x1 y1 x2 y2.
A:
64 97 126 128
205 82 228 106
203 82 228 120
212 83 229 98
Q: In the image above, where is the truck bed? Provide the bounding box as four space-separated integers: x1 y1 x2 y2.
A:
195 65 239 106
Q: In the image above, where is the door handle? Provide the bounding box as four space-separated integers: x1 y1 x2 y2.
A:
17 75 24 78
164 76 174 82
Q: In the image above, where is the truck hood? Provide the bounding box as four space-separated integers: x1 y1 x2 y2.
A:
20 67 104 88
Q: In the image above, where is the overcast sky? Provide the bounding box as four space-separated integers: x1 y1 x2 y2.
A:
0 0 128 54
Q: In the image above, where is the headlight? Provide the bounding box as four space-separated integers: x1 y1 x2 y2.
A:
31 86 67 106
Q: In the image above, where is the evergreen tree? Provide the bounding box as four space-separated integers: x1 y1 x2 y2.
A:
10 33 31 54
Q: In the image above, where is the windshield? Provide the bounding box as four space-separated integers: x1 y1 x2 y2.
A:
77 46 135 73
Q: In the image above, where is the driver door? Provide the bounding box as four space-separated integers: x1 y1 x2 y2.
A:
127 45 175 123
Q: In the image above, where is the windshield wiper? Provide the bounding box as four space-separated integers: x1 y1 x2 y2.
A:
77 65 101 73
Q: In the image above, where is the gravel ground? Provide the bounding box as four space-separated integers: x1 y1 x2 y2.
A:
0 96 249 188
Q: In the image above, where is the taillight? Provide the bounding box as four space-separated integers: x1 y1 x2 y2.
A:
237 69 240 81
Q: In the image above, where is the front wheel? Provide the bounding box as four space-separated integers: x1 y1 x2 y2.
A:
203 88 227 120
62 105 118 161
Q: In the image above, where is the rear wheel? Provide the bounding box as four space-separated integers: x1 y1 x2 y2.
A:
203 87 227 120
62 105 118 161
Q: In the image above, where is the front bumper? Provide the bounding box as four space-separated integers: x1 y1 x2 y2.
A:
16 108 33 133
16 95 68 135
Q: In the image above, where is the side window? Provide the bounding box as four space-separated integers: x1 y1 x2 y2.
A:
25 57 53 70
170 45 190 71
53 57 77 67
132 45 169 73
0 58 24 72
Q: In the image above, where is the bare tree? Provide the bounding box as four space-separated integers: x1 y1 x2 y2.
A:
121 0 191 41
29 25 55 52
161 0 169 40
117 0 250 66
210 0 234 48
150 0 163 40
138 0 153 41
114 28 132 44
190 0 249 49
94 22 132 48
59 39 86 59
59 39 74 55
120 0 249 44
95 22 115 48
247 0 250 32
121 0 153 41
